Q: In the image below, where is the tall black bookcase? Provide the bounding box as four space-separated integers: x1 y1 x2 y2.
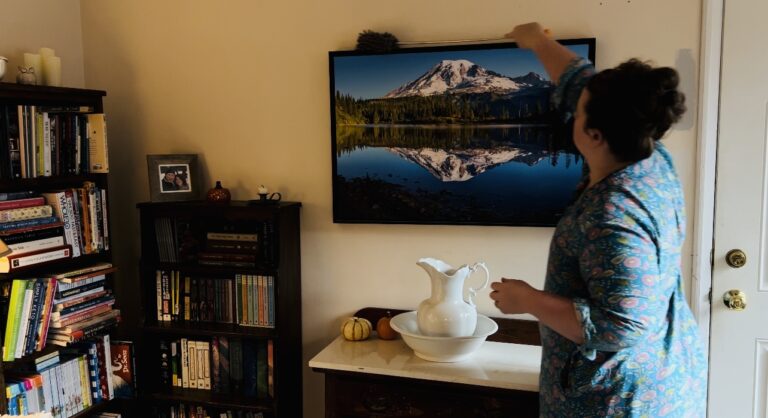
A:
136 201 302 418
0 82 119 417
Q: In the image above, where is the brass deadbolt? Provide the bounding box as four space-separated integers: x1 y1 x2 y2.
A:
725 249 747 268
723 289 747 311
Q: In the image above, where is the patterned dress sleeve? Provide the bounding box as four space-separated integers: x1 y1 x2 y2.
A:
551 57 595 122
573 217 667 360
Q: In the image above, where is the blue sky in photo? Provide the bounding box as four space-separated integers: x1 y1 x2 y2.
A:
333 44 591 100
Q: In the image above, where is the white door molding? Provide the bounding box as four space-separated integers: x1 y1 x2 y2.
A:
691 0 723 356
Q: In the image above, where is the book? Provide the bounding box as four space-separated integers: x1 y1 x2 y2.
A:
53 262 114 282
0 216 60 233
0 205 53 222
86 114 109 173
0 245 71 273
110 340 136 399
3 280 27 361
0 197 45 211
205 232 257 242
0 225 63 246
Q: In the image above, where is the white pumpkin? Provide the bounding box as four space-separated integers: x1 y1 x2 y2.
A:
341 317 372 341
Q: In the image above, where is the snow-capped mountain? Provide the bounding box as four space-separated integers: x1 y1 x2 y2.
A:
388 146 547 182
383 60 549 99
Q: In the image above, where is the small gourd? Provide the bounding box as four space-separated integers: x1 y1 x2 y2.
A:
376 311 398 340
341 317 372 341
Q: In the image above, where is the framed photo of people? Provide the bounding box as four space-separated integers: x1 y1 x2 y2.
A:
146 154 201 202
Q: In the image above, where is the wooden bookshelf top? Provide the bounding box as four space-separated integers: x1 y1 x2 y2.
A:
0 173 109 193
0 82 106 100
136 200 301 209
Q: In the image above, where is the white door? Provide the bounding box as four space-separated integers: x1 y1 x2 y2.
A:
708 0 768 415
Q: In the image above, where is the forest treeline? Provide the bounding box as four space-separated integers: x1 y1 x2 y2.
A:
334 91 551 125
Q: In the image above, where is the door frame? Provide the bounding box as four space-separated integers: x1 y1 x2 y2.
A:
692 0 722 361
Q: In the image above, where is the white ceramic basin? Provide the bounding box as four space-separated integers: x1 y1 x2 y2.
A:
390 311 498 362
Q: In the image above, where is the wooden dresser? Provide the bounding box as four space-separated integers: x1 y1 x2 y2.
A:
309 308 542 418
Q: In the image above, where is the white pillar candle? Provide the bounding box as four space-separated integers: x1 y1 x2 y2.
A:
43 56 61 87
39 47 56 85
23 53 42 85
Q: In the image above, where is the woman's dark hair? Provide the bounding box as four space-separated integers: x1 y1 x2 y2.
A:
584 59 686 162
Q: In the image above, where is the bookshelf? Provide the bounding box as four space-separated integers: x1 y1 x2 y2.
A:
136 200 302 418
0 82 124 416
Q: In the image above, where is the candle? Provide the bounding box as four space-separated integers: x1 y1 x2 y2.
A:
23 53 42 85
258 185 268 194
39 48 56 85
43 56 61 87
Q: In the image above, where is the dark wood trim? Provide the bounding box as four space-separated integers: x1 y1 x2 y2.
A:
354 307 541 346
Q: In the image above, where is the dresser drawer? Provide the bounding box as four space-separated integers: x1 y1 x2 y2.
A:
324 372 539 418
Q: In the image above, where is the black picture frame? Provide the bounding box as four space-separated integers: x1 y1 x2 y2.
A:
146 154 201 202
329 38 595 227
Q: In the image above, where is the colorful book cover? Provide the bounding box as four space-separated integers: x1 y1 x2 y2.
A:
110 340 136 399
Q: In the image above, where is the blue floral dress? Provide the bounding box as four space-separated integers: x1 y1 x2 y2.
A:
538 59 708 417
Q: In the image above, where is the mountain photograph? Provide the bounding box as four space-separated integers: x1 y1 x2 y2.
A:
330 43 593 226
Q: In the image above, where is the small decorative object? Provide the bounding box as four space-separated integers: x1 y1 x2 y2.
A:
206 181 231 204
416 258 489 337
146 154 201 202
341 317 372 341
356 30 400 53
252 185 282 204
376 311 398 340
16 66 36 85
0 56 7 81
22 53 41 85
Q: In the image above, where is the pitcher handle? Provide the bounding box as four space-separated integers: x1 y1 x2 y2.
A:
466 262 490 307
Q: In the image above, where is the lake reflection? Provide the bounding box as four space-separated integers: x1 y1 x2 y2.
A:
333 124 583 226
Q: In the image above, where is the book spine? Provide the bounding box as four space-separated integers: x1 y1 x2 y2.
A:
5 235 64 256
54 291 111 313
55 281 103 300
0 205 53 222
23 279 45 355
15 282 34 359
0 197 45 211
2 280 26 361
56 274 105 293
87 114 109 173
0 216 59 232
0 225 62 245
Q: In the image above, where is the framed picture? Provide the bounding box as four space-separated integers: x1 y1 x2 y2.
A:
329 39 595 226
146 154 201 202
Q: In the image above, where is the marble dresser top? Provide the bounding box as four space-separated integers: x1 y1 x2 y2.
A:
309 336 542 392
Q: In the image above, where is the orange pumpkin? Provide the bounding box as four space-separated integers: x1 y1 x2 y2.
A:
341 317 372 341
376 311 398 340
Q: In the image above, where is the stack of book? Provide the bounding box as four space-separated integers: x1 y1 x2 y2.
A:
160 337 273 399
0 105 108 180
46 264 119 347
0 263 118 361
3 336 134 418
0 192 69 274
42 181 110 256
155 271 234 324
153 405 264 418
198 231 258 268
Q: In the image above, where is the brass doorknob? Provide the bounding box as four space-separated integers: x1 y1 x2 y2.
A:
725 249 747 268
723 290 747 311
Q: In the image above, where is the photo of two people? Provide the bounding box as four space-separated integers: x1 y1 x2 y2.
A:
159 164 192 193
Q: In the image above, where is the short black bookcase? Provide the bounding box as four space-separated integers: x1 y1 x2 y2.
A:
136 201 302 417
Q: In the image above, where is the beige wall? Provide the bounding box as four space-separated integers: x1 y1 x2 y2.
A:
0 0 85 87
76 1 701 416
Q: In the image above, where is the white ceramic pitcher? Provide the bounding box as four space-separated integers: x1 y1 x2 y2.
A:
416 258 490 337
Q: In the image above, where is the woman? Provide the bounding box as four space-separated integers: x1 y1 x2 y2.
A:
489 23 707 417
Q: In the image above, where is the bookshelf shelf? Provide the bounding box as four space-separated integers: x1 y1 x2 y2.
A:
0 173 108 192
144 387 274 412
0 83 123 417
0 251 112 280
142 261 278 278
137 201 302 417
69 399 115 418
141 321 277 339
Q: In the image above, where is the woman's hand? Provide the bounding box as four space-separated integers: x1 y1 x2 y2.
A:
505 22 550 50
489 278 539 315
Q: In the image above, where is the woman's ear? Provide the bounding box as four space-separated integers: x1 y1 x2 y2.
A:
585 128 604 144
